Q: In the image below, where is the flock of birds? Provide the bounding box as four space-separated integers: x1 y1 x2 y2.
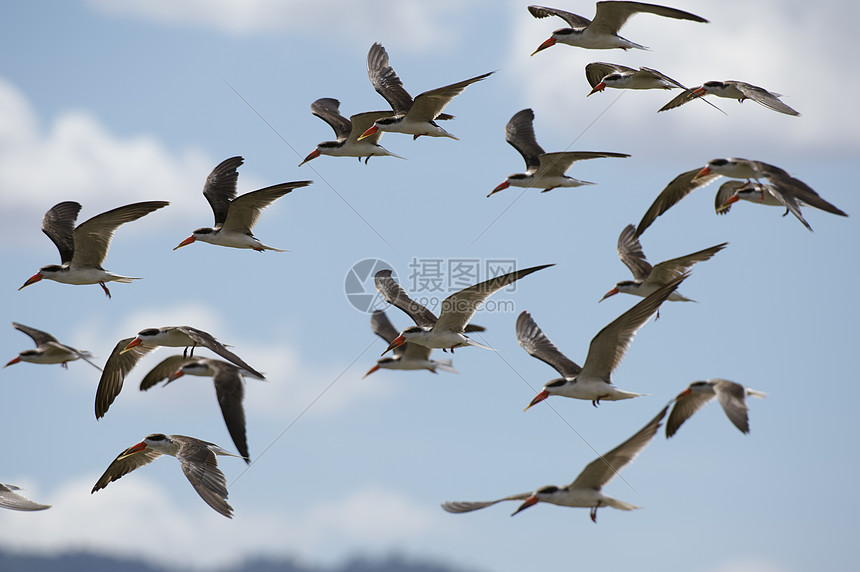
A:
2 1 848 527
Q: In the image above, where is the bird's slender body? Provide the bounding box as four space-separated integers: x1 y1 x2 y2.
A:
659 80 800 116
5 322 101 370
585 62 687 94
667 379 766 437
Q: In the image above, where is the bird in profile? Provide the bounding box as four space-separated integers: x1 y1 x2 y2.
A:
600 224 726 307
0 483 51 511
490 108 628 196
666 379 766 437
521 274 686 409
659 80 800 116
358 42 494 141
585 62 687 95
5 321 101 370
300 98 405 166
139 355 264 464
174 156 311 252
92 433 241 518
19 200 169 298
442 405 668 522
528 2 707 54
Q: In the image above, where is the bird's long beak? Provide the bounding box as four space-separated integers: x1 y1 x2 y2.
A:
716 194 740 213
357 126 378 141
173 236 195 250
487 181 509 197
693 87 707 97
299 149 320 166
524 389 549 411
588 82 606 96
677 387 692 398
362 364 380 379
531 37 556 56
117 441 147 460
4 357 21 367
121 338 142 354
599 287 619 302
511 495 539 516
18 273 42 290
166 370 185 384
382 335 405 356
693 166 711 180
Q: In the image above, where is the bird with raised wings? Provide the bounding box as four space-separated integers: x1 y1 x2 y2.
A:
659 80 800 116
174 156 311 251
5 321 101 370
666 379 766 437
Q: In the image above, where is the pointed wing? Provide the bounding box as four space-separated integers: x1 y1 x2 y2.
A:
658 85 703 112
0 484 51 511
666 385 717 437
91 444 163 492
527 5 592 28
435 264 554 334
174 437 234 518
310 98 352 140
763 183 813 231
374 269 438 328
505 108 545 171
590 1 707 36
139 355 193 391
616 224 652 281
570 405 667 490
370 310 400 345
348 111 396 144
638 66 697 93
367 42 413 114
408 71 494 122
211 363 250 462
733 82 800 116
585 62 631 88
634 167 721 238
713 379 751 434
535 151 629 179
40 201 81 264
580 274 686 379
764 169 848 217
177 327 265 380
11 322 59 346
648 242 727 285
95 337 158 419
441 492 533 513
516 311 582 378
221 180 311 234
72 201 169 268
202 156 244 227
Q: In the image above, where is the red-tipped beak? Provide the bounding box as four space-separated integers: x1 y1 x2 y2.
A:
173 236 195 250
693 87 707 96
357 125 378 141
121 338 142 354
4 357 21 367
524 389 549 411
717 194 740 213
599 287 619 302
166 370 186 384
382 335 405 355
678 387 692 398
531 37 556 56
299 149 320 166
118 441 147 459
693 166 711 180
487 181 510 197
362 364 380 379
588 82 606 96
511 495 539 516
19 273 43 290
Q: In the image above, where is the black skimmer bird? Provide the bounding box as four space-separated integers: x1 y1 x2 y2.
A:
659 80 800 116
92 433 241 518
376 264 553 354
140 355 265 464
5 321 101 370
174 156 311 252
299 98 405 166
585 62 687 94
489 108 628 196
529 2 707 54
600 224 726 305
442 405 668 522
358 42 494 141
19 200 168 298
634 159 847 237
521 274 686 409
94 326 265 419
0 483 51 511
666 379 766 437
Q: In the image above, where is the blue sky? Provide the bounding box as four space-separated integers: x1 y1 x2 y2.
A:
1 1 858 571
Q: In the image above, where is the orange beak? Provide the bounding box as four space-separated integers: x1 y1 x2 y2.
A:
173 236 195 250
166 370 186 384
299 149 320 166
4 356 21 367
19 273 43 290
531 37 556 56
511 495 539 515
487 181 510 197
121 337 142 354
693 166 711 180
357 125 378 141
382 335 405 356
599 287 619 302
362 364 381 379
117 441 147 460
588 82 606 96
716 194 740 213
524 389 549 411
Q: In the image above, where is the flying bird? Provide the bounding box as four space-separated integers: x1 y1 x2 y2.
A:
174 156 311 251
0 483 51 511
92 433 241 518
19 200 169 298
139 355 264 464
600 224 726 305
94 326 265 419
659 80 800 116
529 2 707 54
358 42 494 141
666 379 766 437
442 405 668 522
585 62 687 94
299 98 405 166
5 321 101 370
376 264 553 354
521 274 686 409
489 108 628 196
